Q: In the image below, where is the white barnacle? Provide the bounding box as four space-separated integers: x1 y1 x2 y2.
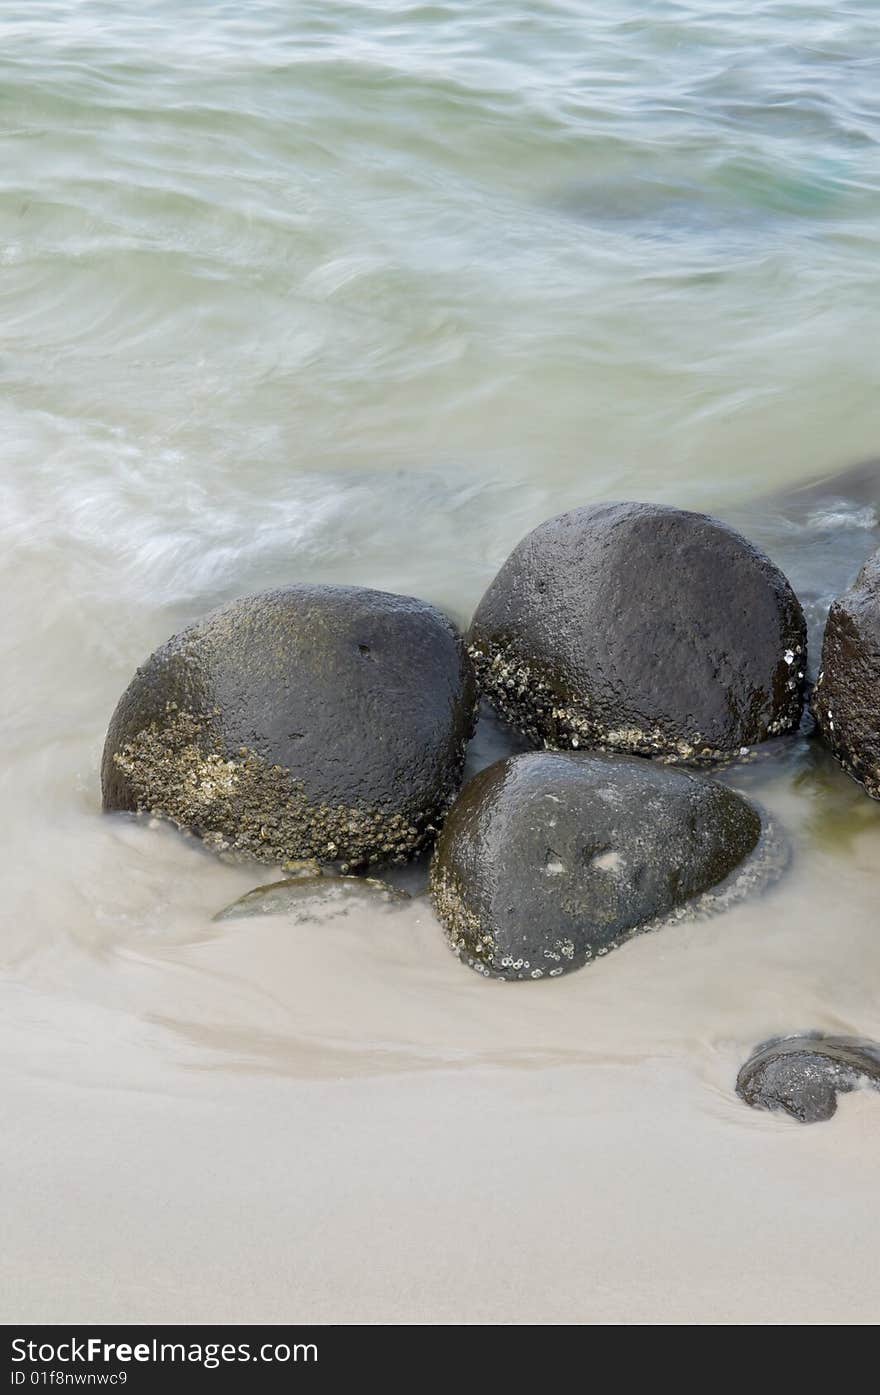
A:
783 650 794 665
590 850 622 873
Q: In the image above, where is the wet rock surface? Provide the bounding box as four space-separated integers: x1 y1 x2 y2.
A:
214 872 410 922
736 457 880 671
103 584 476 866
429 750 763 980
468 501 806 763
811 549 880 798
737 1034 880 1123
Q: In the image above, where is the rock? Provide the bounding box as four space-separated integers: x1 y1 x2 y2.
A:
758 456 880 519
429 750 763 980
214 873 410 922
468 501 806 762
734 458 880 668
737 1035 880 1123
811 550 880 797
103 584 477 865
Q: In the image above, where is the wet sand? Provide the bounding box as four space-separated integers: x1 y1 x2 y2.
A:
3 753 880 1324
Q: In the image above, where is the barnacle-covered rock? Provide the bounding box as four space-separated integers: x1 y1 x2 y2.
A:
737 1035 880 1123
812 549 880 797
102 585 476 866
468 502 806 763
429 750 764 980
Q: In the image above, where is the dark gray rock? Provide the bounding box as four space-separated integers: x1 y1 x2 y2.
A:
468 502 806 763
811 549 880 797
737 1035 880 1123
103 584 477 866
429 750 763 980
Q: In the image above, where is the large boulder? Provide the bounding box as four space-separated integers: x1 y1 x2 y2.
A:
811 550 880 797
429 750 762 980
737 1035 880 1123
468 502 807 762
103 585 477 865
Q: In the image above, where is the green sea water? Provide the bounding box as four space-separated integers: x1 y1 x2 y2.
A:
3 2 880 636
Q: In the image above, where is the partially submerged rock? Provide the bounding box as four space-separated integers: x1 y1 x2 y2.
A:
811 549 880 797
429 751 764 980
689 457 880 683
737 1035 880 1123
758 456 880 521
729 459 880 671
468 501 806 762
103 584 476 866
214 873 410 922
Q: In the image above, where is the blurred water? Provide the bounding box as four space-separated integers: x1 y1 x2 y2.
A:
2 1 880 1323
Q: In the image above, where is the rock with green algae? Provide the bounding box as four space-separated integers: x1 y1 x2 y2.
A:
102 584 476 866
429 750 765 981
468 501 806 763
